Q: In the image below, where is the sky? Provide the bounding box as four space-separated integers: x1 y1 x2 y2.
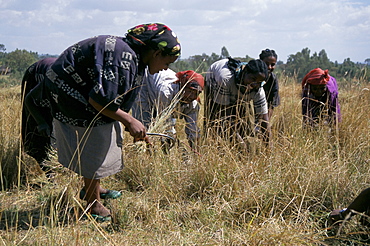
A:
1 0 369 63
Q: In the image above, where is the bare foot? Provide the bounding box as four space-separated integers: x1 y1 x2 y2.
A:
98 186 109 195
89 200 111 217
328 208 348 226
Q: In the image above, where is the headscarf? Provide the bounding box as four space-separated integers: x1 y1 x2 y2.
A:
126 23 181 56
175 70 204 91
302 68 330 88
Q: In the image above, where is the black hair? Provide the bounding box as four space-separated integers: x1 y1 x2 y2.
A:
259 49 278 60
242 59 268 79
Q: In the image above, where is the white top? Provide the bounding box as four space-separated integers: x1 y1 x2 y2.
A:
205 59 268 115
131 68 200 142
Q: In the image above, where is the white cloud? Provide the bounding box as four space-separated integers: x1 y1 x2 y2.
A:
0 0 369 62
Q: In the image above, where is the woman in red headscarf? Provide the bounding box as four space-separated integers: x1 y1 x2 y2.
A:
302 68 341 129
132 69 204 152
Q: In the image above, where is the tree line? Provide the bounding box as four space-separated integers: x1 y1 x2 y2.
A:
0 44 57 85
171 47 370 82
0 44 369 86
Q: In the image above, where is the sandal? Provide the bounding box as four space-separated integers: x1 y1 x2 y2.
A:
101 190 122 199
90 214 112 223
79 189 122 200
328 208 348 226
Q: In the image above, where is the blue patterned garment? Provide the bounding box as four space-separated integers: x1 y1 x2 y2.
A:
45 35 143 127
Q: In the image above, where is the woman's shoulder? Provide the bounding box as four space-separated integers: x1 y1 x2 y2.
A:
208 59 233 82
93 35 135 54
326 75 339 94
155 69 178 84
209 59 229 71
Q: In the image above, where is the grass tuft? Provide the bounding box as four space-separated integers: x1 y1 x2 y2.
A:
0 76 370 245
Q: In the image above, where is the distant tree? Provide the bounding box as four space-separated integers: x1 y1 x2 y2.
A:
0 44 6 64
39 54 58 59
169 59 189 72
170 52 216 73
284 48 340 80
338 58 356 77
365 58 370 65
171 48 368 82
318 49 332 69
311 51 318 64
4 49 38 78
208 52 221 65
286 47 312 79
188 53 211 73
220 46 230 59
277 60 284 66
244 55 253 62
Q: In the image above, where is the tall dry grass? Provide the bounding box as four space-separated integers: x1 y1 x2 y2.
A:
0 75 369 245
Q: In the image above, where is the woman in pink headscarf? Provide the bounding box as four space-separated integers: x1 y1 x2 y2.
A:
301 68 341 129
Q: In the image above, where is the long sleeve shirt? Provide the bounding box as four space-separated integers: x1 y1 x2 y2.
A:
205 59 268 117
302 76 341 126
131 68 200 143
44 35 143 127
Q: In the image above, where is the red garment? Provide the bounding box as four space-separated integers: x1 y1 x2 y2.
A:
175 70 204 90
302 68 330 88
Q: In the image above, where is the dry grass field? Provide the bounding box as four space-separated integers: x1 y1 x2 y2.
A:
0 74 369 245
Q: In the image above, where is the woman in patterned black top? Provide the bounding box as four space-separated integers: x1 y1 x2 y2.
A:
28 23 181 221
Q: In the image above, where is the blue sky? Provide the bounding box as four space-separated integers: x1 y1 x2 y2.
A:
1 0 369 63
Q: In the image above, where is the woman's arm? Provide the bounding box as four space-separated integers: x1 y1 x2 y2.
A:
258 113 271 147
89 97 147 141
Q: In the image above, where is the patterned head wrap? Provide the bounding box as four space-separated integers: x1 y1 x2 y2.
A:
126 23 181 56
302 68 330 88
175 70 204 91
